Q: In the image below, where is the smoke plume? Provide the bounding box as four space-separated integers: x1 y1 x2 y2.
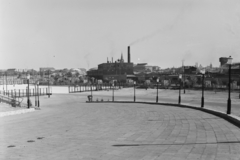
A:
129 1 192 46
84 52 91 69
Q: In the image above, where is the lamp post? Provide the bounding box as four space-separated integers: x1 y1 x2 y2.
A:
91 84 93 102
201 69 205 108
5 72 8 94
133 81 136 102
27 74 30 109
35 83 37 106
48 70 50 98
112 82 114 102
37 81 40 107
156 78 159 103
227 56 233 114
178 74 182 104
182 60 185 94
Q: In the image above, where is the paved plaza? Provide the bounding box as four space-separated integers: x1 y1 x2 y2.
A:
1 91 240 160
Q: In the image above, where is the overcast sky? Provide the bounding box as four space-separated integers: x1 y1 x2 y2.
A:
1 0 240 70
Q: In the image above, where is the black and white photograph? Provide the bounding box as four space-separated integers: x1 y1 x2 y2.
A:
1 0 240 159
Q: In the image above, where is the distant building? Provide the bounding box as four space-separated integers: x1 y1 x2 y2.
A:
184 66 197 74
40 67 55 78
134 63 160 73
88 57 134 82
87 47 134 82
39 67 55 72
219 57 229 66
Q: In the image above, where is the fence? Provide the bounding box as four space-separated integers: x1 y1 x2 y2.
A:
0 88 51 98
69 84 123 93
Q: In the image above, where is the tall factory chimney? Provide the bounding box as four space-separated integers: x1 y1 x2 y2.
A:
128 46 130 63
112 57 113 63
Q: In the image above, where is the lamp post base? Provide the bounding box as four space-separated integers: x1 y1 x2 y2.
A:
156 96 158 103
178 96 181 104
227 99 231 114
27 99 30 109
201 97 204 108
134 96 136 102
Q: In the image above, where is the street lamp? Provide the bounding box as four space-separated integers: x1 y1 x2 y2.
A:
182 60 185 94
91 84 93 102
178 74 182 104
5 72 8 95
227 56 233 114
48 70 50 98
35 82 37 106
133 81 136 102
112 82 114 102
200 69 206 108
37 81 40 107
27 74 30 109
156 78 159 103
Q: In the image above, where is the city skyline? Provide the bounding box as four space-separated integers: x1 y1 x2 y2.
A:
1 0 240 70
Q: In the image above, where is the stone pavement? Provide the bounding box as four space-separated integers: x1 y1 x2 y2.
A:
1 94 240 159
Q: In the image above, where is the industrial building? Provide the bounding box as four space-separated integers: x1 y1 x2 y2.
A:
87 46 134 82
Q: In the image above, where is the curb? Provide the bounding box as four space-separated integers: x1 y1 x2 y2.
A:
0 108 36 118
86 101 240 128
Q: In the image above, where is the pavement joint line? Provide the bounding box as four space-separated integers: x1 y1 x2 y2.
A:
112 140 240 147
86 101 240 129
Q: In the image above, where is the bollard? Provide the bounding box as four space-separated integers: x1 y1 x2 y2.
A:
11 98 16 107
87 95 92 102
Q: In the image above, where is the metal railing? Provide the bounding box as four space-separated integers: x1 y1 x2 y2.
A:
0 88 51 98
69 84 123 93
0 94 24 107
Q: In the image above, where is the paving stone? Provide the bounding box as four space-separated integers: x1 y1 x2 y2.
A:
1 94 240 159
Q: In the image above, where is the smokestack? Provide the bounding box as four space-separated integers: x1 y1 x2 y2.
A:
112 57 113 63
128 46 130 63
